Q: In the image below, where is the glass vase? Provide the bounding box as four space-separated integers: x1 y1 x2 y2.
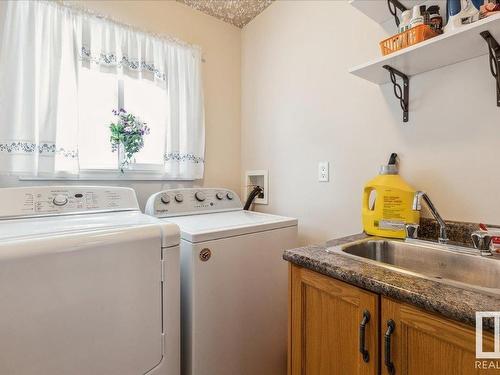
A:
117 143 137 172
117 143 128 172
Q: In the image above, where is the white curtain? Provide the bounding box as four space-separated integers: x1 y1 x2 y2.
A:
0 1 80 174
0 0 205 179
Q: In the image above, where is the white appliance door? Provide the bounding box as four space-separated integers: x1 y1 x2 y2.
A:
182 226 297 375
0 225 163 375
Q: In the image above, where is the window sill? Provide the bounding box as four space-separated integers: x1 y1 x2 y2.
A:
18 171 197 181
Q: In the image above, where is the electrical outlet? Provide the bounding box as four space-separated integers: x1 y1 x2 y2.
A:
318 161 329 182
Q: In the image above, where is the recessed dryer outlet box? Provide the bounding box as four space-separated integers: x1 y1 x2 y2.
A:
245 170 269 205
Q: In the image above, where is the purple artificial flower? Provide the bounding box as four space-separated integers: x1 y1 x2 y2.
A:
108 108 150 173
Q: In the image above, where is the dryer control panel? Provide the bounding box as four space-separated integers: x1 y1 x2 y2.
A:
0 186 139 219
145 188 242 217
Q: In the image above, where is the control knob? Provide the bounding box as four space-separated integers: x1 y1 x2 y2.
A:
160 194 171 204
53 194 68 206
195 191 206 202
226 192 234 200
216 192 224 200
175 193 184 203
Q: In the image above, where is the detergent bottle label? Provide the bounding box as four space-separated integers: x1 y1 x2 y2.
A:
378 219 405 231
382 194 405 219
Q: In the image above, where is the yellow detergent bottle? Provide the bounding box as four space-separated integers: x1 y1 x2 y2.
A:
362 153 419 239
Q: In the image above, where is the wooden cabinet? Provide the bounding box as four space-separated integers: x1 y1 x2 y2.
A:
289 264 379 375
289 265 495 375
381 297 494 375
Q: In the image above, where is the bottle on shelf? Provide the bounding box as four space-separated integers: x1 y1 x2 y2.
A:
399 10 412 33
444 0 464 33
444 0 485 33
426 5 443 33
461 0 483 24
409 5 426 29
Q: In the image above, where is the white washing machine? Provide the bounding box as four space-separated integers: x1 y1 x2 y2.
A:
145 188 298 375
0 186 180 375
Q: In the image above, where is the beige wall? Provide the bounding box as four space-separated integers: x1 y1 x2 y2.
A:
242 1 500 245
1 0 242 209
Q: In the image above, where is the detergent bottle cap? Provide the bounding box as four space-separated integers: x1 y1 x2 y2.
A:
379 153 399 175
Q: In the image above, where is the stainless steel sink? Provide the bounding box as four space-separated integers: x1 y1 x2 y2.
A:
327 237 500 294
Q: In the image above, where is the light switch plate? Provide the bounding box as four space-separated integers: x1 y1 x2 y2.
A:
318 161 329 182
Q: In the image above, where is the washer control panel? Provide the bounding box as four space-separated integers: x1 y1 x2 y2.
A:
0 186 140 219
145 188 242 217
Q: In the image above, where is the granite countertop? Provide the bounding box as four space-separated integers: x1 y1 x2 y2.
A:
283 233 500 332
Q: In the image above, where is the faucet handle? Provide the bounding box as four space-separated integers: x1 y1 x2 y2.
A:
412 191 424 211
471 231 493 256
405 223 419 239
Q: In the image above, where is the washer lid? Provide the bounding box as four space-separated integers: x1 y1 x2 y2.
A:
0 211 180 247
164 210 297 243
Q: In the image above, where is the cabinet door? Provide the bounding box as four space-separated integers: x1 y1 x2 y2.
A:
381 297 495 375
289 264 379 375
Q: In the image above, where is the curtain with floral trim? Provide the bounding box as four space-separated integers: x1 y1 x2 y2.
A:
0 0 205 178
0 1 81 174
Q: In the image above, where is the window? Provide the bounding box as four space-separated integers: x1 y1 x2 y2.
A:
78 69 118 170
78 68 168 172
1 0 204 180
123 76 167 167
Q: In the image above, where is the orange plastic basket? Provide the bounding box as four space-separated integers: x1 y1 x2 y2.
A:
379 24 439 56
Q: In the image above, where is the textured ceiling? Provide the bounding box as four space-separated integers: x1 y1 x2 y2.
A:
177 0 273 28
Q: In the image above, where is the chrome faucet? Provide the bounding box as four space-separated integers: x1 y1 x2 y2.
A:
412 191 448 244
405 223 419 239
471 231 494 257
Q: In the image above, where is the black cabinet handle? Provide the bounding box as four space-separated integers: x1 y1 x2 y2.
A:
385 320 396 375
359 310 371 363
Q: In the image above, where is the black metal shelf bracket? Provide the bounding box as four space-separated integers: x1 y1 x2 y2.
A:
383 65 410 122
387 0 407 27
480 31 500 107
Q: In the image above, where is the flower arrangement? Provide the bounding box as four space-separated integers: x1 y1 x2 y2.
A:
109 109 150 172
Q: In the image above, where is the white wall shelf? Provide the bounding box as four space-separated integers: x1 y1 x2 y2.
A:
349 13 500 85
